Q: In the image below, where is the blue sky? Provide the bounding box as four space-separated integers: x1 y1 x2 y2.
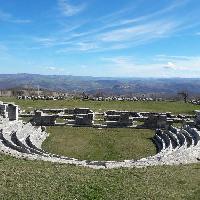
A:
0 0 200 77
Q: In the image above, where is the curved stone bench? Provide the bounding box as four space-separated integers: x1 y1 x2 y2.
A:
25 135 75 161
181 130 193 147
175 132 186 147
160 133 171 149
1 116 200 169
167 131 179 149
10 124 75 161
0 130 38 160
169 126 179 134
186 128 199 146
152 134 164 153
0 130 33 154
0 130 89 168
11 132 45 155
185 126 200 146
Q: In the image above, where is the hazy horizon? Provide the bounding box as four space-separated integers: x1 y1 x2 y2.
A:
1 72 200 80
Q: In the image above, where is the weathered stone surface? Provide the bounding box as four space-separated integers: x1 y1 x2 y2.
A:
75 113 94 126
143 114 170 129
1 102 200 169
0 102 18 120
0 102 8 118
7 104 19 121
31 111 58 126
0 115 200 169
104 111 133 127
195 110 200 125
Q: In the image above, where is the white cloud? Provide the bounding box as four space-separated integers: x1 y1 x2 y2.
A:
101 0 188 29
80 65 87 69
45 66 65 72
25 0 200 54
0 10 31 24
0 10 11 20
155 55 193 61
0 44 9 60
0 44 8 51
11 19 31 24
100 55 200 77
46 67 56 71
163 62 177 70
155 55 200 71
100 20 178 42
76 42 97 51
101 56 139 75
34 37 56 47
58 0 85 17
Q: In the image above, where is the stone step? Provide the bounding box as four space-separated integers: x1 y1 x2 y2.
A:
176 132 186 146
25 135 74 160
167 131 179 149
181 130 193 147
11 132 45 155
0 130 31 154
185 127 200 146
169 126 179 134
160 133 171 148
152 134 163 153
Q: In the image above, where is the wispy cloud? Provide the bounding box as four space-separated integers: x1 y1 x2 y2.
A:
53 1 195 53
100 20 177 42
58 0 86 17
33 37 57 47
53 19 179 53
0 44 8 51
100 56 159 77
0 10 31 24
98 0 188 29
155 55 200 71
45 66 65 72
16 0 200 55
163 62 177 70
76 42 98 51
101 55 200 77
0 43 10 60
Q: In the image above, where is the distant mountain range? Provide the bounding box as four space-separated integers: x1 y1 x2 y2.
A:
0 73 200 95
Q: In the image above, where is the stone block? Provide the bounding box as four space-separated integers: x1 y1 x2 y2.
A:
7 104 19 121
75 114 93 126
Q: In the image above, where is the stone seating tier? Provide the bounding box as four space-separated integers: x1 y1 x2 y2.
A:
0 115 200 169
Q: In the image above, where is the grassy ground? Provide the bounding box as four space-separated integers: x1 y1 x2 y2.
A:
1 97 200 114
0 97 200 199
43 127 156 161
0 155 200 200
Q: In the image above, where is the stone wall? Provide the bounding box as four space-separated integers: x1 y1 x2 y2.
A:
31 111 58 126
75 113 94 126
0 116 200 169
143 114 172 129
0 102 18 121
105 111 133 127
7 104 18 121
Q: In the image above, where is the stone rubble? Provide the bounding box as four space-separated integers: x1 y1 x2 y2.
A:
23 108 194 129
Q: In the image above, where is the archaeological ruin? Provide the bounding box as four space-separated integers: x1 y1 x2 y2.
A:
0 101 200 169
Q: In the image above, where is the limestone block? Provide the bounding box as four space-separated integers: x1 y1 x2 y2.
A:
75 114 93 126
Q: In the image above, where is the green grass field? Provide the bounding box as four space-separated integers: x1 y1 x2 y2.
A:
0 155 200 200
1 97 200 114
43 127 156 161
0 97 200 199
